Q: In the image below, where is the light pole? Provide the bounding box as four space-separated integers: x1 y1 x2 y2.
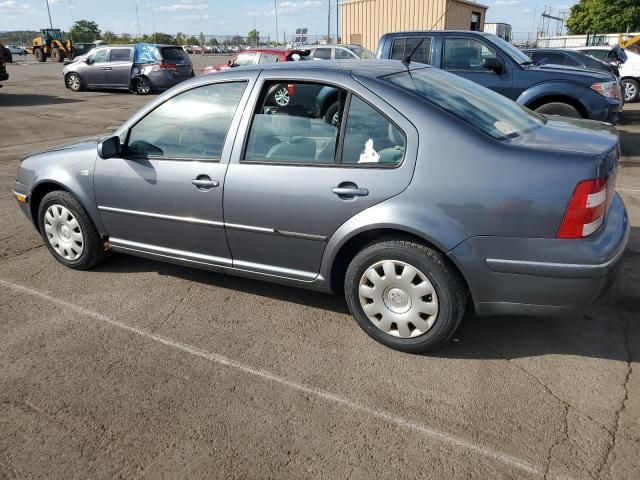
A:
327 0 331 43
45 0 53 29
274 0 279 46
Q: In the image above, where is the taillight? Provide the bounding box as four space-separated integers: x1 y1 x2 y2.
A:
557 178 607 239
286 83 295 96
159 62 176 70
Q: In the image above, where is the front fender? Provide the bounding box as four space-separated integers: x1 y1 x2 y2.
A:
515 81 590 111
19 147 103 234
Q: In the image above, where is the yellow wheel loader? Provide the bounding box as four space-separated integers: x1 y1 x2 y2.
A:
31 29 74 62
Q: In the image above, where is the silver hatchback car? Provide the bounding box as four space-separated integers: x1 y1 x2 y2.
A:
63 44 194 94
14 61 629 352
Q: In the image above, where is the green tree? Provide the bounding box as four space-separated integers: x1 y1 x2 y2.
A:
208 37 218 46
186 36 199 45
69 20 101 42
153 32 175 44
248 28 259 45
199 31 205 46
566 0 640 34
175 32 186 46
102 31 119 44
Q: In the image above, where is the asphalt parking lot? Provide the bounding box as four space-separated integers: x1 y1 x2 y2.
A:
0 56 639 479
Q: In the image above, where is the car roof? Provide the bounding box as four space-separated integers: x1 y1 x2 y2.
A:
243 47 309 54
203 59 424 78
382 30 495 37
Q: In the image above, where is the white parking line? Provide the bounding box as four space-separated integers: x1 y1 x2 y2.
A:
617 188 640 193
0 278 568 479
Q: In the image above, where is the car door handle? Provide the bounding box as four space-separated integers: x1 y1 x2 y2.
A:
332 187 369 197
100 67 112 70
192 178 219 189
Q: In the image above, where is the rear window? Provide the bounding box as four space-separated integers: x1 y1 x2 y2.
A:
383 68 544 140
160 47 189 62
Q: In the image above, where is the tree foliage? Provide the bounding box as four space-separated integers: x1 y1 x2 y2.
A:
69 20 101 42
566 0 640 34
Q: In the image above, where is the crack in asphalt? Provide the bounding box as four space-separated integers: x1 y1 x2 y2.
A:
543 404 570 480
460 334 618 440
596 311 633 480
0 244 44 262
152 283 195 334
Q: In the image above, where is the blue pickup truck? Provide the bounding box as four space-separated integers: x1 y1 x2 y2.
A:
377 31 622 123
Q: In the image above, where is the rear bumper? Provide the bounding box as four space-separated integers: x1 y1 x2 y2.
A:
449 193 630 317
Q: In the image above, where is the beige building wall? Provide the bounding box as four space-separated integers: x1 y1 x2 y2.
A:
340 0 488 51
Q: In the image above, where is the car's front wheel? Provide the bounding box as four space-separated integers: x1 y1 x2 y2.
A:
533 102 581 118
622 78 639 103
66 73 83 92
38 191 108 270
344 239 466 353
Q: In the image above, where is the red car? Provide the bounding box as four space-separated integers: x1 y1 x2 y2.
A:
203 47 310 74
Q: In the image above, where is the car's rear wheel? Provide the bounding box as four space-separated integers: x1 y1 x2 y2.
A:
324 102 340 126
134 76 151 95
66 73 83 92
622 79 639 103
38 191 107 270
344 239 466 353
533 102 581 118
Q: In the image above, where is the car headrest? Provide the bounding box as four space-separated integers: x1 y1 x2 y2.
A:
388 124 404 145
270 113 311 137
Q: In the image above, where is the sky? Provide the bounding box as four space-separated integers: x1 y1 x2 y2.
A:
0 0 578 41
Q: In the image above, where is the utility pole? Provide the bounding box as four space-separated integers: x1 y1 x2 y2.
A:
135 3 141 37
327 0 331 43
274 1 279 47
45 0 53 29
336 0 339 44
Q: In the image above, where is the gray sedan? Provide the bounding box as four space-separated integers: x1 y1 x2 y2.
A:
13 61 629 352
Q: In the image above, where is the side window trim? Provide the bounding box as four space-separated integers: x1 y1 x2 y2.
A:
123 80 248 162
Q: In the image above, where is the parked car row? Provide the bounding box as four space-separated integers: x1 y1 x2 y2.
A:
14 30 630 352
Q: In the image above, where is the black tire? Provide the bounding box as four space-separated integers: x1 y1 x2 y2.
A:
621 78 639 103
533 102 582 118
344 239 467 353
133 76 151 95
323 101 340 126
37 191 108 270
34 48 46 62
65 72 84 92
52 48 64 62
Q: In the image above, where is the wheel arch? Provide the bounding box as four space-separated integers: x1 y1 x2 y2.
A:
29 180 103 237
327 227 471 299
525 94 588 118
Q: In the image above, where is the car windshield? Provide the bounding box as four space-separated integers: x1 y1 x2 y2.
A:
348 45 375 59
485 34 533 64
383 67 545 140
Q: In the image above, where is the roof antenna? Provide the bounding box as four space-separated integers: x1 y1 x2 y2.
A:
402 38 425 66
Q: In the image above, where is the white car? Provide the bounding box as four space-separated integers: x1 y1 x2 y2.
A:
574 45 640 102
6 45 27 55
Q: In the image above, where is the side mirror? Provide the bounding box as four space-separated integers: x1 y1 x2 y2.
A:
483 57 504 74
97 136 121 159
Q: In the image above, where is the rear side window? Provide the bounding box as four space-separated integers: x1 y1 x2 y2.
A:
313 48 332 59
258 53 279 64
127 82 246 160
109 48 131 62
537 52 567 66
160 47 189 62
390 37 431 64
341 96 405 165
233 52 257 66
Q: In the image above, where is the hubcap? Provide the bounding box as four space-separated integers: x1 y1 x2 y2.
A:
137 80 150 93
44 205 84 261
624 82 636 101
274 87 290 106
68 75 79 90
358 260 439 338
